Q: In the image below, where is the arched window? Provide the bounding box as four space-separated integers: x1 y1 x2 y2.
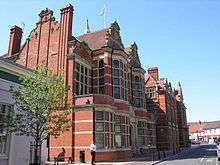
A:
113 60 120 99
99 59 105 94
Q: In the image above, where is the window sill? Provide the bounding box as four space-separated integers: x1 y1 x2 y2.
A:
0 155 8 159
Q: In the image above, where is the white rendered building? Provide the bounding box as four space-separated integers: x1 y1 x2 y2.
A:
0 58 46 165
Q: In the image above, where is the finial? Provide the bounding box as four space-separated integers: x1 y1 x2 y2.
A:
84 18 91 34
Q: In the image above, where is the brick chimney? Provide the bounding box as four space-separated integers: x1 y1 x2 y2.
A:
8 25 22 56
148 67 159 81
58 4 73 70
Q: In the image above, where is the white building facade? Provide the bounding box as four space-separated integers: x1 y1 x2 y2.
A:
189 121 220 144
0 58 46 165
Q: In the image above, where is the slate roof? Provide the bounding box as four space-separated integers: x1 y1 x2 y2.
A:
76 29 107 50
0 56 32 72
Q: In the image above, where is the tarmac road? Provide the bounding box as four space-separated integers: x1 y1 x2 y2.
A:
158 144 219 165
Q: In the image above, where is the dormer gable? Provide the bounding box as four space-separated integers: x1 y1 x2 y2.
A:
126 42 141 68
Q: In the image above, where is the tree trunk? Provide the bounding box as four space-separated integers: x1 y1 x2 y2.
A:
34 139 39 165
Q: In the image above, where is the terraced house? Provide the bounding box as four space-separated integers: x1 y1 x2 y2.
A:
2 3 188 163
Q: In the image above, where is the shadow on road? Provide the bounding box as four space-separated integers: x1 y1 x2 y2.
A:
164 144 217 162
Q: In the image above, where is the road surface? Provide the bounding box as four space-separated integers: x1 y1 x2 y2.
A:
158 144 219 165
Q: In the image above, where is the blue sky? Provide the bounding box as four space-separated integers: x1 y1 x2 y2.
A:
1 0 220 122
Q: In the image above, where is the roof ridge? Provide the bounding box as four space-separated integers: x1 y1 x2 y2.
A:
77 28 108 38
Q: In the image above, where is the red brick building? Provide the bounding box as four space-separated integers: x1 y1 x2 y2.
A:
3 4 158 162
175 83 189 148
145 67 188 153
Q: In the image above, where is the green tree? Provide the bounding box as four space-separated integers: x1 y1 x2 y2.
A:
4 64 71 165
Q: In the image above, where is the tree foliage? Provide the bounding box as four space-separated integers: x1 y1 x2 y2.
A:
4 64 71 144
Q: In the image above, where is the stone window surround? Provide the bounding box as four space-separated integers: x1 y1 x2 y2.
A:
95 110 131 150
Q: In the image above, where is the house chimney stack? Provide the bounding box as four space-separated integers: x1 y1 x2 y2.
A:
60 4 73 40
148 67 159 81
58 4 73 70
8 25 22 56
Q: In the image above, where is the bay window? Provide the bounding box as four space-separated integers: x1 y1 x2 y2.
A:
75 62 90 95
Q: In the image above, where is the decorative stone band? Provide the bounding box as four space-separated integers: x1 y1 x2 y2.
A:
73 131 93 134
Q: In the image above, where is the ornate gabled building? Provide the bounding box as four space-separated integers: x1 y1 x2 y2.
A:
3 4 158 163
145 67 188 154
175 83 189 148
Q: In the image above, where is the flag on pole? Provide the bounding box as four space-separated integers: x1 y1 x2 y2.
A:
99 5 106 16
99 4 107 28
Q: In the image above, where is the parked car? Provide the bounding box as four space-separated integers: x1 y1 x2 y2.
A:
191 140 201 145
217 145 220 161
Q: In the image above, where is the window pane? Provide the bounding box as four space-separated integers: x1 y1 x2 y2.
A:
99 77 104 85
80 84 83 95
115 134 122 148
114 87 120 99
85 76 88 84
96 122 104 132
76 63 80 71
115 115 120 123
114 69 119 77
115 125 121 132
76 72 79 81
96 111 104 120
99 68 104 77
96 133 104 149
113 60 119 68
110 113 113 122
99 86 105 94
135 76 140 82
114 78 119 86
84 86 87 94
80 74 84 83
81 65 84 74
85 67 88 76
99 59 104 68
76 82 79 95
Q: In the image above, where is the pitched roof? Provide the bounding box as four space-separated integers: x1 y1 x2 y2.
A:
76 29 107 50
188 123 204 133
204 121 220 130
188 121 220 133
0 56 32 72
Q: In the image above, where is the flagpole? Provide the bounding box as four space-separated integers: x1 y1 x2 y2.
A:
103 4 106 28
100 3 106 28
